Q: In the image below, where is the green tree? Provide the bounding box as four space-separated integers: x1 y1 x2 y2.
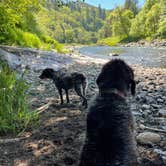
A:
110 7 134 37
130 0 165 38
124 0 139 15
145 3 161 37
157 0 166 38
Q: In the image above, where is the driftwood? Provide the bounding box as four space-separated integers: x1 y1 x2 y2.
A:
139 124 166 133
0 134 31 144
36 101 53 114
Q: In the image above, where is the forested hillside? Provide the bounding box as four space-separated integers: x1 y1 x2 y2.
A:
0 0 165 50
0 0 106 49
98 0 166 45
38 1 107 44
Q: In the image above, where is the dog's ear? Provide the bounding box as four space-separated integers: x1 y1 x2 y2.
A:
130 80 136 96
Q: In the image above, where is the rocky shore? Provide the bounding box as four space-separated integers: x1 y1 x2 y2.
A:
0 46 166 165
124 39 166 47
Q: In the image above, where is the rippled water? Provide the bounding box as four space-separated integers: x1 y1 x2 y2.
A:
79 46 166 68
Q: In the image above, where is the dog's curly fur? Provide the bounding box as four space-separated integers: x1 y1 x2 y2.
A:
39 68 87 108
79 59 138 166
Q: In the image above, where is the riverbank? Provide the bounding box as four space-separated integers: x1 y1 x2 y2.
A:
123 39 166 48
0 46 166 165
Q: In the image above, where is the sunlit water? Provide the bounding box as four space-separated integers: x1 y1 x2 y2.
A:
79 46 166 68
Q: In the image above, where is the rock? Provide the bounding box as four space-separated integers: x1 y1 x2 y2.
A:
151 104 161 109
154 149 166 164
132 111 142 116
161 96 166 100
109 53 119 56
154 117 166 125
136 132 161 145
154 149 166 156
0 48 21 69
162 156 166 164
161 126 166 130
139 124 146 129
157 98 164 103
158 109 166 118
142 104 150 110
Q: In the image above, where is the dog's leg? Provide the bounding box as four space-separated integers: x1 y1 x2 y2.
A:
65 89 70 103
58 88 63 104
75 85 87 108
82 81 87 96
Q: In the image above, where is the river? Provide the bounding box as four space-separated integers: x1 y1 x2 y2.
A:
79 46 166 68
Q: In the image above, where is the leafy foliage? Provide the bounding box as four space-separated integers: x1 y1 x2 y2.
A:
97 35 127 46
0 0 64 52
130 0 166 39
36 1 106 44
0 0 165 48
0 63 38 134
99 0 165 45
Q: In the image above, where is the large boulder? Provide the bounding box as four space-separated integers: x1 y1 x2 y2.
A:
0 48 21 70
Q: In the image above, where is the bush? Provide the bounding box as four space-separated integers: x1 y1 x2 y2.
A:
97 36 127 46
41 35 64 52
14 28 42 48
0 63 38 135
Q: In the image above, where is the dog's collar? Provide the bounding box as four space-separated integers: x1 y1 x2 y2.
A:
99 88 126 99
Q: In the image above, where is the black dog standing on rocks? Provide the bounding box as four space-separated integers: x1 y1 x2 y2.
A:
79 59 138 166
39 68 87 108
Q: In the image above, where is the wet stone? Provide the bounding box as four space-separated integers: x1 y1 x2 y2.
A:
158 109 166 118
157 98 164 103
151 104 161 109
142 104 151 110
154 117 166 126
136 132 161 145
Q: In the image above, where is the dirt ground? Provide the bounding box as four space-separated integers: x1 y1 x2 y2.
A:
0 57 166 166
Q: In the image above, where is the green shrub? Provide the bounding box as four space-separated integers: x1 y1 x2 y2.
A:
14 28 41 48
97 36 127 46
0 63 38 135
41 35 64 52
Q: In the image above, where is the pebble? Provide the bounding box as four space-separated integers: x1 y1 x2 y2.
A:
136 132 161 145
157 98 164 103
151 104 161 109
154 149 166 164
142 104 150 110
154 117 166 125
158 109 166 118
154 149 166 156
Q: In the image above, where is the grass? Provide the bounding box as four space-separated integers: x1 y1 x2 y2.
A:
0 63 39 135
97 36 126 46
97 35 142 46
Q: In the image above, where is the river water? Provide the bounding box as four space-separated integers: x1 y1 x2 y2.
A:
79 46 166 68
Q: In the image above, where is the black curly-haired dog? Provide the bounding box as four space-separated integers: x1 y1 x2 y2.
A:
79 59 138 166
39 68 87 108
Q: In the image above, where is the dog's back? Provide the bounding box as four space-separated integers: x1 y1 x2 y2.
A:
56 71 87 92
79 94 137 166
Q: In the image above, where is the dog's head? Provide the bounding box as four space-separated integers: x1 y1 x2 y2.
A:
96 59 136 96
39 68 55 79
